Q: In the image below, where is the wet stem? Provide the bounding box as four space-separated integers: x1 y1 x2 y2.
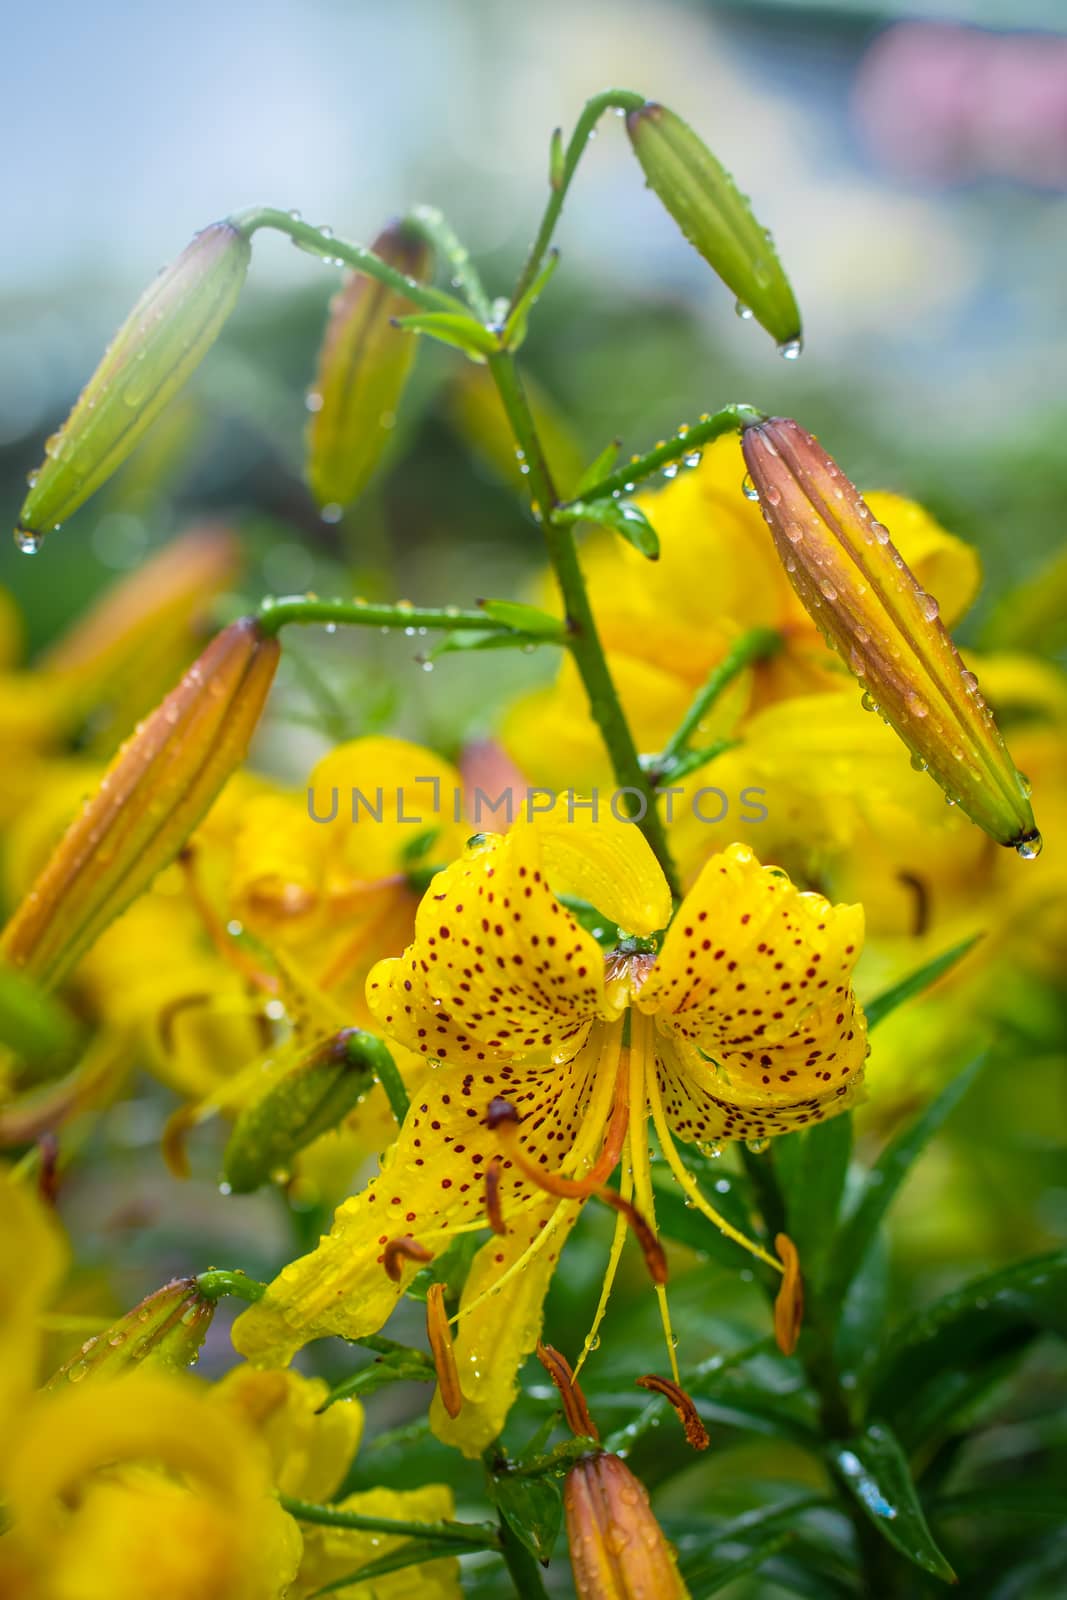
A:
741 1148 910 1598
486 350 680 897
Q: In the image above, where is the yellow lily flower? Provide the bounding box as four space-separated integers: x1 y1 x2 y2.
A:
0 1373 301 1600
233 806 866 1457
212 1367 462 1600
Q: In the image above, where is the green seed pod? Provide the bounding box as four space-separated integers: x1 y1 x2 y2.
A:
305 222 432 512
45 1278 214 1388
222 1028 394 1193
626 102 801 353
16 222 251 550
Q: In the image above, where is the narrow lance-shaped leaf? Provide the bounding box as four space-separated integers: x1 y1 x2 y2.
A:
830 1422 956 1583
828 1051 987 1303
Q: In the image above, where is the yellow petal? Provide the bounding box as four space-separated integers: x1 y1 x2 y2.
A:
298 1483 462 1599
212 1367 363 1502
640 844 867 1139
0 1166 68 1435
232 1043 599 1366
366 828 609 1069
524 795 672 937
430 1196 581 1457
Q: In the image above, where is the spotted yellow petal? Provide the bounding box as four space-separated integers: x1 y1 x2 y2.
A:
430 1195 581 1458
366 829 611 1070
527 796 672 937
232 1043 600 1366
638 845 867 1138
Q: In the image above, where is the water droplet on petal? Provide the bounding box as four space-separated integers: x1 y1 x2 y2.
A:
1015 831 1042 859
14 525 43 554
735 299 754 321
741 474 759 502
778 336 803 361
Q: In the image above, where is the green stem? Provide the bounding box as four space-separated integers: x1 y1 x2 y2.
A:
510 88 646 311
407 204 494 323
280 1495 500 1549
567 405 766 505
195 1269 266 1304
498 1518 552 1599
231 207 471 316
486 351 679 896
653 628 782 777
374 1045 411 1126
652 739 737 786
255 595 563 641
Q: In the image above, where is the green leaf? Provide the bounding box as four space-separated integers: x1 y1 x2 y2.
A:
827 1052 987 1304
477 598 567 637
830 1422 956 1583
320 1346 435 1408
430 628 563 658
833 1224 890 1386
865 935 982 1029
567 496 659 558
501 249 559 350
773 1115 852 1290
307 1538 483 1595
575 439 620 496
405 1230 485 1304
871 1251 1067 1431
490 1471 563 1562
680 1531 792 1596
393 311 499 360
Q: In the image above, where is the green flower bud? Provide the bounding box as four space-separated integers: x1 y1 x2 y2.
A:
45 1278 214 1388
16 222 251 550
305 222 432 513
222 1028 393 1193
626 102 801 353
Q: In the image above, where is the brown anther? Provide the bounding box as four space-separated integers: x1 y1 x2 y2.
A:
599 1191 668 1285
536 1342 600 1442
484 1153 507 1235
426 1282 463 1418
897 871 930 938
156 992 214 1057
487 1061 630 1202
773 1231 804 1355
383 1235 434 1282
486 1094 522 1130
635 1374 710 1450
37 1132 60 1208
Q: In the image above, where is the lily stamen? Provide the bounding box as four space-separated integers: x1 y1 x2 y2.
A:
426 1282 463 1418
635 1374 710 1451
383 1236 435 1281
536 1342 600 1441
773 1232 804 1355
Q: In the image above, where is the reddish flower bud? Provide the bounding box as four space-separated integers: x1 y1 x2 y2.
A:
741 417 1040 854
564 1452 691 1599
2 617 278 987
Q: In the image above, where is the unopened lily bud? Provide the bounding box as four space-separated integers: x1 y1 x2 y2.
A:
305 222 431 512
564 1452 691 1600
1 617 279 988
16 222 251 549
741 418 1040 854
45 1277 214 1389
222 1028 390 1193
626 103 801 352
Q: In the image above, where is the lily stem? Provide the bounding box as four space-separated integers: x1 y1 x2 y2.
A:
653 627 782 779
486 350 679 896
406 204 494 323
255 595 564 641
280 1494 500 1549
230 207 470 317
568 404 766 505
510 87 646 311
195 1269 266 1304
